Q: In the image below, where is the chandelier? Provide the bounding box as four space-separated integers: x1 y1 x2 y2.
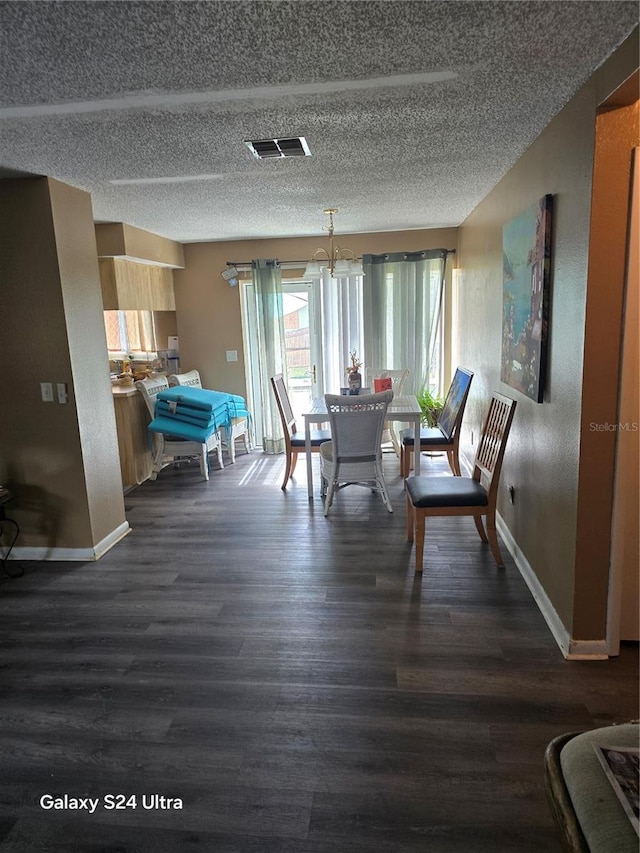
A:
303 208 364 280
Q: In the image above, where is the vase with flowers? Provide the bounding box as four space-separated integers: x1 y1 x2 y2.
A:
346 350 363 395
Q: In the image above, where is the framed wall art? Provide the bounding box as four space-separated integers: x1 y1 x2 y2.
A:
501 194 553 403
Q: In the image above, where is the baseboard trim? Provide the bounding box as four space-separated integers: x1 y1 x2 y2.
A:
496 515 609 660
6 521 131 562
457 448 609 659
564 639 610 660
496 516 571 657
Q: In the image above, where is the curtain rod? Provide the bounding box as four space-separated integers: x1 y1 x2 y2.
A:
226 249 456 269
226 261 308 270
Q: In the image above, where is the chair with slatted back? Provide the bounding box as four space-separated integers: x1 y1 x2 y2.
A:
137 375 223 481
271 374 331 491
405 392 516 572
400 367 474 478
169 369 251 463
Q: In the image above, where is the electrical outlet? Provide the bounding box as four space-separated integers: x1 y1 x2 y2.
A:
509 485 515 504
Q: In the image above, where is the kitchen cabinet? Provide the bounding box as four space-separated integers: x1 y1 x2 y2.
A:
100 258 175 310
112 385 153 489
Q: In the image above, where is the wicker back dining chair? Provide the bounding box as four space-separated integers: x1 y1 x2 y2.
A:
137 375 223 481
168 369 251 463
320 390 394 516
405 392 516 572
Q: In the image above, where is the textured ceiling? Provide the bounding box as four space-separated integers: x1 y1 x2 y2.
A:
0 1 637 243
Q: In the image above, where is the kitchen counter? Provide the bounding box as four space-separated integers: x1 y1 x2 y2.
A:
112 383 153 489
111 383 138 397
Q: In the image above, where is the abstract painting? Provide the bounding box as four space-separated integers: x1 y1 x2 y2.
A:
501 194 553 403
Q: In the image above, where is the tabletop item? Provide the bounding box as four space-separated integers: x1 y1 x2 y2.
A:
348 370 362 395
346 350 363 394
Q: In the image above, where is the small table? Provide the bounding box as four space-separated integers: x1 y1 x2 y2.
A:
303 394 423 501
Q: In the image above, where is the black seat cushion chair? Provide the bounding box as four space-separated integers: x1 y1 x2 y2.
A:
406 476 489 508
405 392 516 573
401 366 473 478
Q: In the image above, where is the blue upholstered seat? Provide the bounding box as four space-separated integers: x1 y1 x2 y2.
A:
147 415 216 445
137 376 224 481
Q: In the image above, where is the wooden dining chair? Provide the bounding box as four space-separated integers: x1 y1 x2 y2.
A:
400 366 474 478
406 392 516 572
366 368 410 455
270 374 331 491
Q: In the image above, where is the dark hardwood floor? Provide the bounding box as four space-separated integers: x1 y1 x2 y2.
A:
0 450 637 852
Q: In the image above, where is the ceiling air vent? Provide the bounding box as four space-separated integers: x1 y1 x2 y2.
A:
245 136 311 160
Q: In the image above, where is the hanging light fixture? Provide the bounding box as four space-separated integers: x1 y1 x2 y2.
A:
303 208 364 280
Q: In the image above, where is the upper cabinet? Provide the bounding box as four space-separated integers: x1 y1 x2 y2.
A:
95 221 185 311
95 222 185 268
99 257 176 310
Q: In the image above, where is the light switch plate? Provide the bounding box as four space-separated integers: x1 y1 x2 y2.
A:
40 382 54 402
57 382 68 404
226 350 238 362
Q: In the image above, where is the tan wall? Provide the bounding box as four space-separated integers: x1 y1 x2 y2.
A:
614 146 639 640
574 101 639 638
0 177 125 554
153 311 179 351
455 33 638 640
174 228 458 396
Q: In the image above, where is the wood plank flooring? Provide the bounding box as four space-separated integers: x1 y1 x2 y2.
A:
0 450 637 852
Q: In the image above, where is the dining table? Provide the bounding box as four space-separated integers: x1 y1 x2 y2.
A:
302 394 423 501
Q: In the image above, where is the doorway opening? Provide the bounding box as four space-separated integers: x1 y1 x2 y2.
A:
241 279 323 446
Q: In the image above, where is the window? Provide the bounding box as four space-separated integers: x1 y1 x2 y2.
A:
104 310 157 355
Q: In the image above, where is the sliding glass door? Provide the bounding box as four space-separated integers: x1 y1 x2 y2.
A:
280 282 323 420
242 279 323 445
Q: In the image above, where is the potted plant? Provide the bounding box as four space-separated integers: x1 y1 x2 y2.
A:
417 388 444 427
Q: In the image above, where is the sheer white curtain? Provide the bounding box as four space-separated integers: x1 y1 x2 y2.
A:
362 250 448 395
319 269 364 394
252 259 286 453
